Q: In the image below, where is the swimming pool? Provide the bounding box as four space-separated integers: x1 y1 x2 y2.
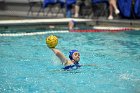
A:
0 30 140 93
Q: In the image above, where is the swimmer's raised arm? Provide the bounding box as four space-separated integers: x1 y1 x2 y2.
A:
51 48 68 65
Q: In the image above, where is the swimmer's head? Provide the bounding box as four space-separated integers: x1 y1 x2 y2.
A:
69 50 80 62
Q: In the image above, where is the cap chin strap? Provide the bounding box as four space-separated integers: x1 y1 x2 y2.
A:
72 59 78 63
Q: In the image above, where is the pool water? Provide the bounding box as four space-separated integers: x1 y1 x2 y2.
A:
0 30 140 93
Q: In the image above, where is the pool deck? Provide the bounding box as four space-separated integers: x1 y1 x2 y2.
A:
0 0 140 31
0 17 140 30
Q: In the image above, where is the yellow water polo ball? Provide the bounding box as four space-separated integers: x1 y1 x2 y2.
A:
46 35 58 48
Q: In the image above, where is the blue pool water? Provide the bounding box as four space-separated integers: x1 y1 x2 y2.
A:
0 30 140 93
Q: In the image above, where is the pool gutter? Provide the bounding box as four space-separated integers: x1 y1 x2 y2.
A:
0 18 140 31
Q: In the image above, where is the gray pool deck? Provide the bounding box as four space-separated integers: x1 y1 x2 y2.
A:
0 0 140 30
0 16 140 31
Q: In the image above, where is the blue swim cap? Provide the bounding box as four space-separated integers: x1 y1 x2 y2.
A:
69 50 78 60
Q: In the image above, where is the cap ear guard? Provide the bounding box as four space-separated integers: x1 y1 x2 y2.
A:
69 55 73 60
69 50 78 60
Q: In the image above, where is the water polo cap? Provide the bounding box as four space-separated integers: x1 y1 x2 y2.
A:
69 50 78 60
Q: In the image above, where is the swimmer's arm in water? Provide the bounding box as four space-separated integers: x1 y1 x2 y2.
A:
51 48 68 65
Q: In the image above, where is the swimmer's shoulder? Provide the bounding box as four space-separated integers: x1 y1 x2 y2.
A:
63 60 73 66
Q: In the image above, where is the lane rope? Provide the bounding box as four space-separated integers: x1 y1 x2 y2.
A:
0 30 69 37
0 27 134 37
70 27 133 32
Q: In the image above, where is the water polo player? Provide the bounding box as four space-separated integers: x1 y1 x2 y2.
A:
46 35 81 70
51 49 81 70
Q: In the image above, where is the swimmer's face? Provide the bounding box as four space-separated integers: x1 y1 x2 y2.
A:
72 52 80 62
